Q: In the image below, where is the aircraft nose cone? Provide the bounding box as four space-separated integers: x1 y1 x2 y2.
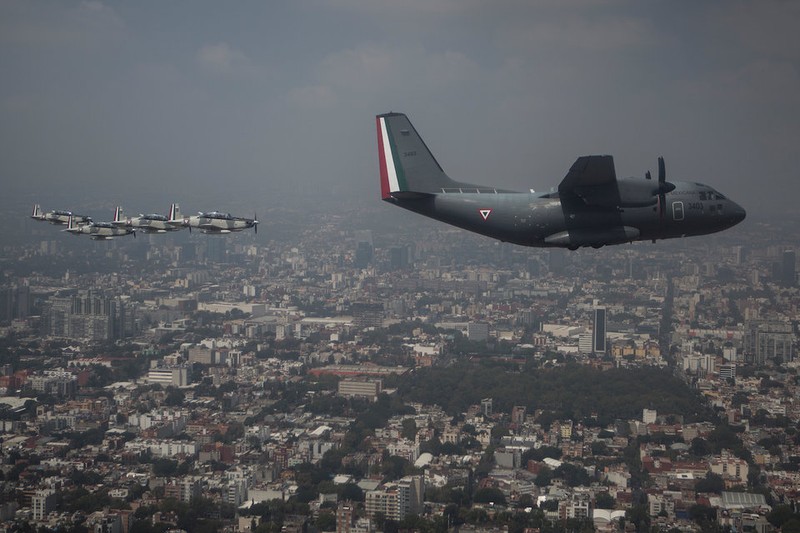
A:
729 202 746 226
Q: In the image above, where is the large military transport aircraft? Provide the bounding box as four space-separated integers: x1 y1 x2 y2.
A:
376 112 746 250
31 204 91 226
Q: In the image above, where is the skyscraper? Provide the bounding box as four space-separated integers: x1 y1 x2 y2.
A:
354 230 374 269
593 307 607 354
389 245 410 270
0 285 31 324
42 290 130 341
206 237 226 263
782 250 796 287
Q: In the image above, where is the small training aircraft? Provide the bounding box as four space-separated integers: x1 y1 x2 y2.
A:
31 204 91 226
64 215 135 240
184 211 258 234
113 203 185 234
376 112 746 250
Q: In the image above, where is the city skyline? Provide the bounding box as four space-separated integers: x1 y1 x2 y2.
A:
0 178 798 531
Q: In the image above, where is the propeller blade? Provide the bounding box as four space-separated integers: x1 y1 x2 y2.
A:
657 157 666 223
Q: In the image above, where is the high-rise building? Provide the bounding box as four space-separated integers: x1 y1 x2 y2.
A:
481 398 493 417
354 230 374 269
164 478 200 503
337 503 354 533
365 476 423 522
733 245 746 266
782 250 796 287
517 309 537 327
42 291 131 341
44 296 73 337
389 246 410 270
593 307 607 354
0 285 31 324
355 242 373 269
396 475 424 517
744 320 794 365
32 490 57 520
15 285 30 319
352 302 384 329
511 406 527 426
0 288 12 324
206 238 226 263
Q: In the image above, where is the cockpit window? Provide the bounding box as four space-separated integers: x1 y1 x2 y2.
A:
701 191 726 201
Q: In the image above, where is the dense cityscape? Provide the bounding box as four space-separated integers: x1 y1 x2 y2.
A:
0 206 798 533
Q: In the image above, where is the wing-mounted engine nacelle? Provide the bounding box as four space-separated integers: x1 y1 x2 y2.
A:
574 179 674 209
615 179 662 207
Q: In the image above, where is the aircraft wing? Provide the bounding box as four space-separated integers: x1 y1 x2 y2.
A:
558 155 616 192
557 155 624 208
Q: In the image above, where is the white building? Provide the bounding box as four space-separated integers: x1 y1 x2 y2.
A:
147 367 189 387
32 489 57 520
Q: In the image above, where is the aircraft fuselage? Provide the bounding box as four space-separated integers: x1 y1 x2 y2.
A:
66 223 135 240
127 215 183 233
186 212 258 234
388 181 745 249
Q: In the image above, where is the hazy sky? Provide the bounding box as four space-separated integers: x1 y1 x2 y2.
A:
1 1 798 218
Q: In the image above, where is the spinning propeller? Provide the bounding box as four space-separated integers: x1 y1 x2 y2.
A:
646 156 675 221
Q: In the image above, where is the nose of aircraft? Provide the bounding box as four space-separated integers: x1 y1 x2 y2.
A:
729 201 746 226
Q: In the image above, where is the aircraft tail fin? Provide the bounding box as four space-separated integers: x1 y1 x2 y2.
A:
376 112 482 199
66 215 75 231
169 203 184 225
31 204 43 220
113 206 124 224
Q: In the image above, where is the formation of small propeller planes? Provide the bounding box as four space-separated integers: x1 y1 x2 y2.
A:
31 203 258 240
